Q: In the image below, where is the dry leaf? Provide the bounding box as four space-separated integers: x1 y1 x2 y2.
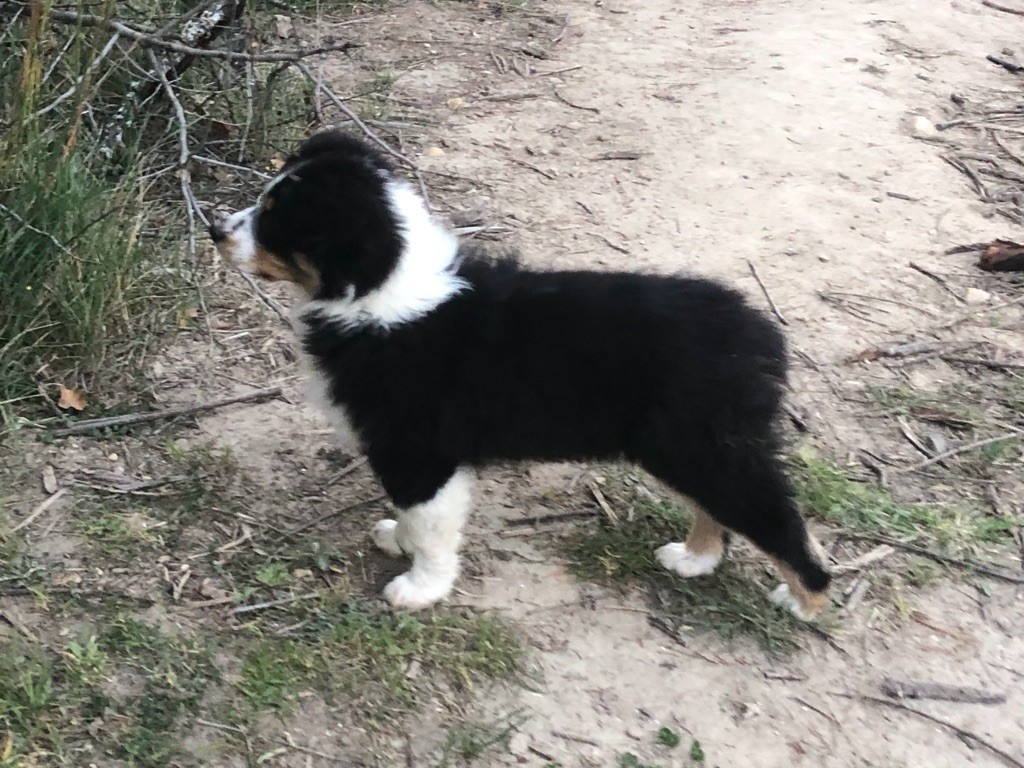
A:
845 348 881 365
57 385 87 411
42 465 58 494
269 156 286 171
977 239 1024 272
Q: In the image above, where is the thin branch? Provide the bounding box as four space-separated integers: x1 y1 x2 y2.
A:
229 591 321 616
842 532 1024 584
148 50 215 340
896 431 1021 473
11 488 69 533
34 33 121 118
295 61 416 169
50 386 283 437
981 0 1024 16
12 4 357 63
236 270 291 323
831 692 1024 768
0 202 75 256
747 260 790 325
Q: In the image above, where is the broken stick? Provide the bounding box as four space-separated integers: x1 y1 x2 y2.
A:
881 677 1006 705
51 386 283 437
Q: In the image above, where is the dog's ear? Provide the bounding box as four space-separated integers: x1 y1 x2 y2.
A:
306 205 402 299
293 129 394 176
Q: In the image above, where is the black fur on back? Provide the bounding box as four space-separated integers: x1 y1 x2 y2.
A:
276 131 830 596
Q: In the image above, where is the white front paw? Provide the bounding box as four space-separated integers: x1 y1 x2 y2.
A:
383 569 454 611
372 519 405 556
655 542 721 577
769 583 809 621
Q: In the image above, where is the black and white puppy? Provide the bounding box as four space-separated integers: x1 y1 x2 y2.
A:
211 130 830 619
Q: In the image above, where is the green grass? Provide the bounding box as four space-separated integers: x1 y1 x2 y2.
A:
0 614 218 767
560 491 806 652
793 454 1014 548
0 129 161 415
439 711 526 767
238 600 524 719
0 3 184 423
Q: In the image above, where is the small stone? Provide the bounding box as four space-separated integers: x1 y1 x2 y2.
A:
912 115 938 138
424 146 445 158
42 465 58 494
446 97 465 109
508 732 530 755
964 287 991 305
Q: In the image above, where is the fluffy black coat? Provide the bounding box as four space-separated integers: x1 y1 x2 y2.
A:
223 130 830 601
303 254 828 594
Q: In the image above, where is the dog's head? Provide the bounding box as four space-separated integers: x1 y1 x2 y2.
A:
210 130 404 300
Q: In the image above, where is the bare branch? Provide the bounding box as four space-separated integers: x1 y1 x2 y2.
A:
8 3 357 63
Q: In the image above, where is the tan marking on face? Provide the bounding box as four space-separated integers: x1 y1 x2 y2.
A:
252 247 322 295
292 253 322 295
684 509 726 558
771 557 829 619
253 246 297 283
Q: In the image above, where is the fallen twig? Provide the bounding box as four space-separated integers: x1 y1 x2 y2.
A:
51 386 283 437
149 49 215 341
841 532 1024 584
229 591 320 616
987 54 1024 74
27 5 356 62
782 401 809 432
0 609 39 642
285 494 387 537
504 509 598 527
551 730 599 747
881 677 1006 705
592 150 645 161
296 62 415 169
590 233 627 256
236 270 291 323
896 430 1020 474
553 87 599 113
791 696 840 726
940 355 1024 372
909 261 965 302
982 0 1024 15
832 692 1023 767
747 261 789 326
589 482 618 522
11 488 69 533
509 156 557 180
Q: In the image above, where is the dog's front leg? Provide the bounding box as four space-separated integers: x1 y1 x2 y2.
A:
376 469 472 610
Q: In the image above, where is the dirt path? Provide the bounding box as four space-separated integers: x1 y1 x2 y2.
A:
330 1 1023 765
7 1 1020 767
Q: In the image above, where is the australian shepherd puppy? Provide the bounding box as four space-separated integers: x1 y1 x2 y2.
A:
211 130 830 619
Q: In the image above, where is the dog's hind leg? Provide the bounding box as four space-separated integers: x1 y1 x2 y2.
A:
655 509 725 577
643 446 830 620
372 467 472 611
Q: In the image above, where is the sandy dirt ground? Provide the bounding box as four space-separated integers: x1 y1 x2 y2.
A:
6 0 1024 766
212 0 1024 765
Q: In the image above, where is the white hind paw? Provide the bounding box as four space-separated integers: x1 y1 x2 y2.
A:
372 519 405 557
655 543 721 577
769 583 811 621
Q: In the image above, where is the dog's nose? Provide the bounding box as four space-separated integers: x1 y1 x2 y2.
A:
209 222 228 243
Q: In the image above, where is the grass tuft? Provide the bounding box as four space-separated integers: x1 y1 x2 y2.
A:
238 601 525 718
793 454 1013 548
560 489 805 652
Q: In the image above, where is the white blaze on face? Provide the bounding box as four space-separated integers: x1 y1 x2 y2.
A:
214 205 257 270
